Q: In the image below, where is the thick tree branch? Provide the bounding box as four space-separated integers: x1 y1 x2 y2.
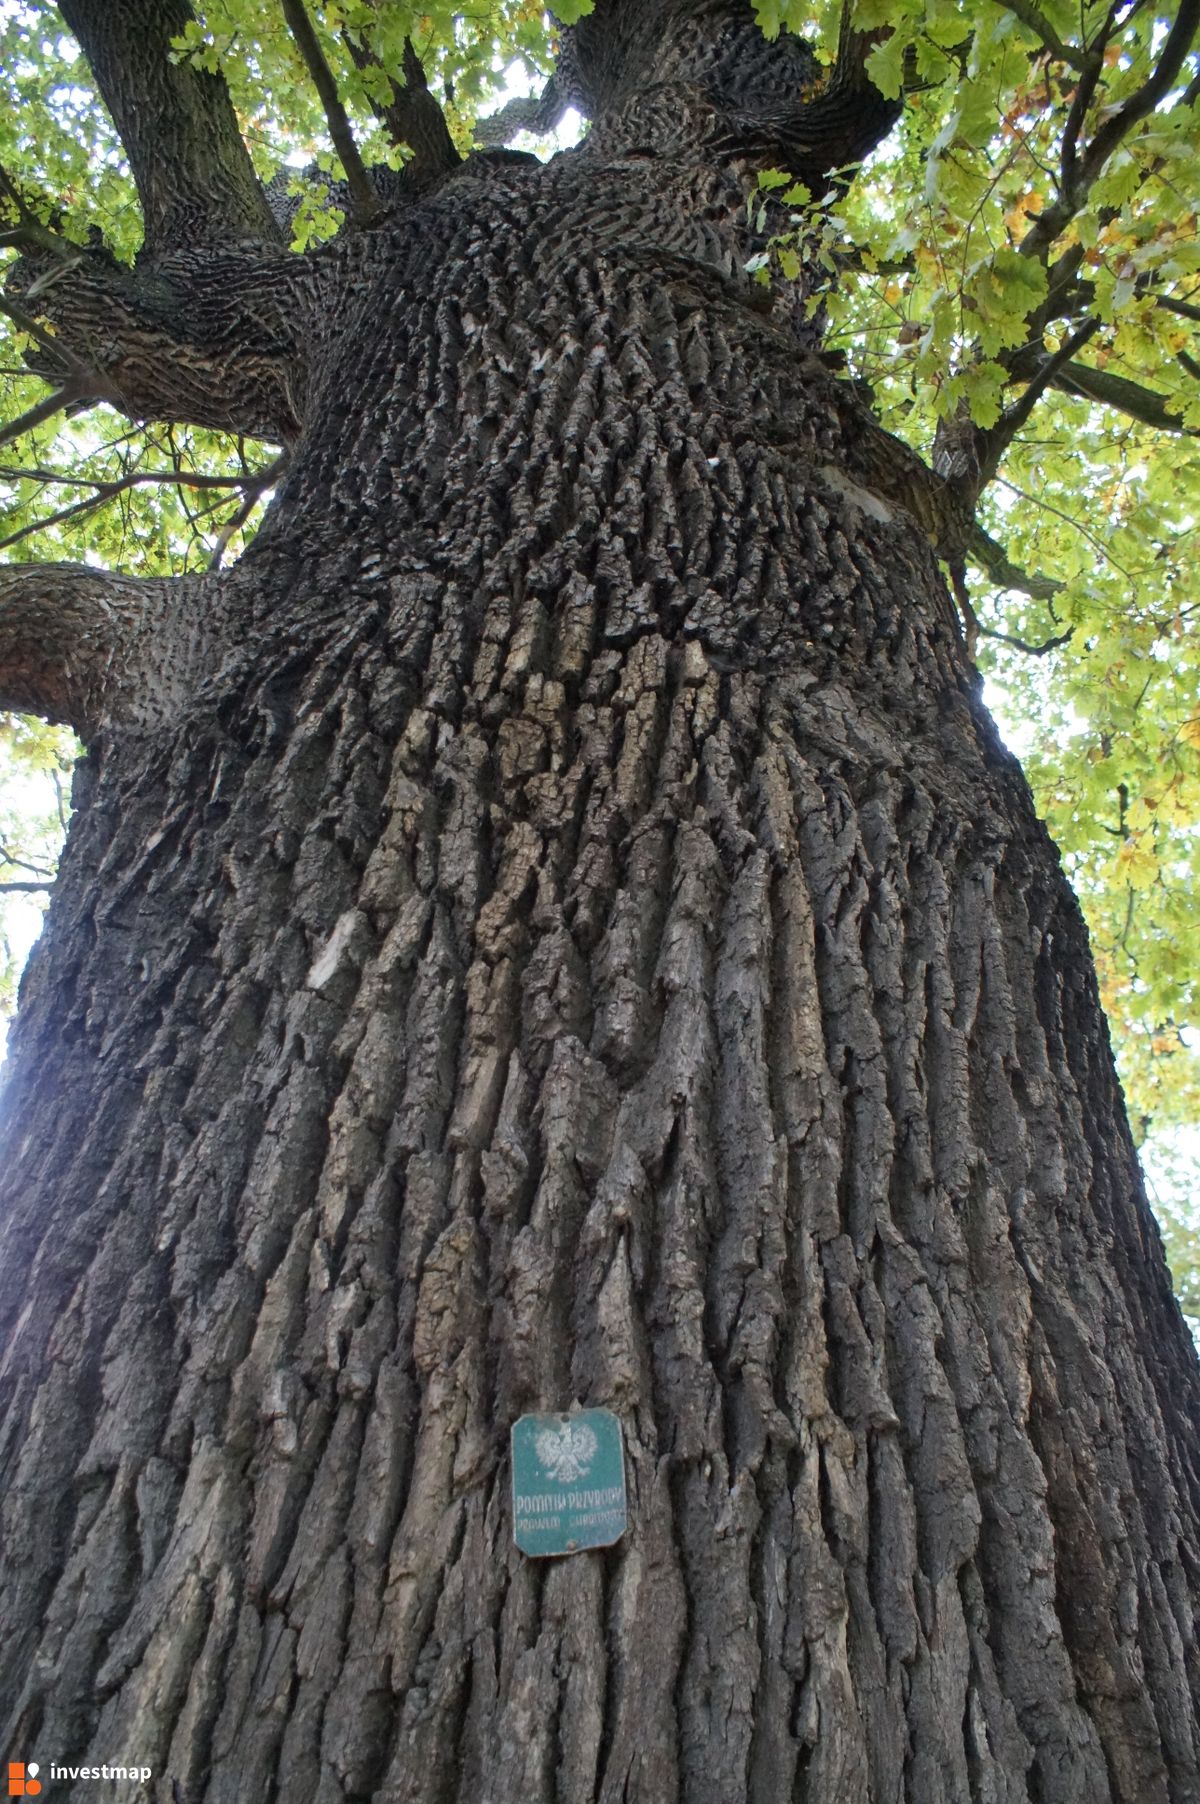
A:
1161 294 1200 324
476 79 566 149
920 0 1200 524
971 318 1103 490
55 0 279 256
5 245 313 441
710 7 903 179
823 375 1070 608
0 562 189 740
1059 62 1098 198
926 316 1188 583
1024 0 1200 261
565 0 900 181
966 522 1064 600
1079 0 1200 191
343 31 461 186
1049 358 1196 432
0 224 76 261
1059 3 1114 201
281 0 381 225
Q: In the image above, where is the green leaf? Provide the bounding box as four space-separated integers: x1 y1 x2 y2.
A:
958 360 1008 429
865 32 906 99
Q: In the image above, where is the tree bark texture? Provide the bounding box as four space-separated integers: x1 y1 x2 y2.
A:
2 9 1200 1802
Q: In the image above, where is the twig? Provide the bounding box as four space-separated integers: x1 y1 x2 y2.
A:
0 459 282 492
0 295 92 380
0 483 132 551
0 840 55 878
51 768 68 833
1020 4 1199 272
0 453 283 554
988 0 1086 68
0 381 91 454
208 480 274 569
0 879 52 893
994 475 1138 578
280 0 380 225
977 622 1074 653
0 161 77 262
950 562 981 659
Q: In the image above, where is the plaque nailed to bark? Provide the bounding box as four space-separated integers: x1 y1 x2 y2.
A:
1 1 1200 1801
511 1408 629 1556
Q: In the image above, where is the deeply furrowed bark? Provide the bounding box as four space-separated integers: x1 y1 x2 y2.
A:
0 564 217 739
6 244 316 442
1 8 1199 1802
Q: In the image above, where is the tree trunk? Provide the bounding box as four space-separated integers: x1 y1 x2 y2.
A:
3 14 1200 1802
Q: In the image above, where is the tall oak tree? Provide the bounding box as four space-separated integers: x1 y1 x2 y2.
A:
1 1 1200 1798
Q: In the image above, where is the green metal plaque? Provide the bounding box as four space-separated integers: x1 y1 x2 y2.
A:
511 1408 628 1557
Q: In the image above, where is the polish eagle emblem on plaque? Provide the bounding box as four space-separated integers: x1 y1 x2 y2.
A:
535 1418 599 1485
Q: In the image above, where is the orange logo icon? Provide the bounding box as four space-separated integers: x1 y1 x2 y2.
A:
7 1766 41 1797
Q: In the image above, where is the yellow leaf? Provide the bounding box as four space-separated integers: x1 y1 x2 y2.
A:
1116 834 1159 889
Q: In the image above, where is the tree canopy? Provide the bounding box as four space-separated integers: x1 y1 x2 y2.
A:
3 0 1200 1277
